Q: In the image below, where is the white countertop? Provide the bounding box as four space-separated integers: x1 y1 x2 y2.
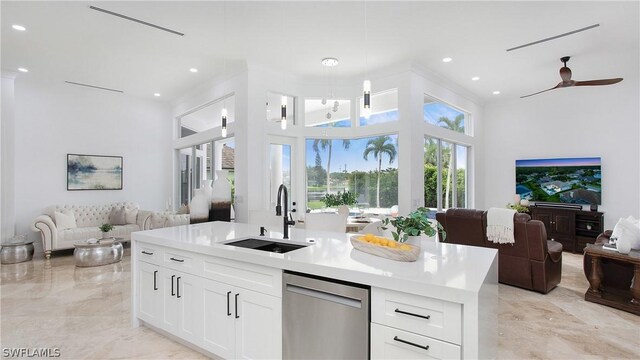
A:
133 221 498 302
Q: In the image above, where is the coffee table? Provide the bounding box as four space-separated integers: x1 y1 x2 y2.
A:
73 238 124 267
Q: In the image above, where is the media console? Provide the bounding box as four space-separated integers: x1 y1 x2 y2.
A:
529 204 604 253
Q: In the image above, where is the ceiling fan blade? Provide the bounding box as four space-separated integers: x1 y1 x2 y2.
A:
574 78 623 86
520 83 561 98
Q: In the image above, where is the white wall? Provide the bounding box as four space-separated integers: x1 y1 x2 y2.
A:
14 77 173 251
1 73 17 241
482 76 640 229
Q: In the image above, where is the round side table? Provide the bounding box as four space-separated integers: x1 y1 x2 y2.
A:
73 238 124 267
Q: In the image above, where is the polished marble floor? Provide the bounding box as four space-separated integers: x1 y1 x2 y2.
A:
1 249 639 359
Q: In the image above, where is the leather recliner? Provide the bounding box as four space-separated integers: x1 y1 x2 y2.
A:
436 208 563 294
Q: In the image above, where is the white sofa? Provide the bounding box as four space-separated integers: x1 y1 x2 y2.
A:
32 202 153 258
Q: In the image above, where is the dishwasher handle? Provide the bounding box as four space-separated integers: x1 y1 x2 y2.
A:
285 283 363 309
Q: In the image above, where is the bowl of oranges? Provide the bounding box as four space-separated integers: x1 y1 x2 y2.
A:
350 234 420 262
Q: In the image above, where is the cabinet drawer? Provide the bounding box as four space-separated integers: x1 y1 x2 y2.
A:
138 243 163 265
163 248 203 276
371 323 461 360
203 256 282 297
372 288 461 345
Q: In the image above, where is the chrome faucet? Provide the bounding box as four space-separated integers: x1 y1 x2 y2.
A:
275 184 296 239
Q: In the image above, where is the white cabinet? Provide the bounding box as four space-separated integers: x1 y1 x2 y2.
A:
137 261 161 325
201 278 282 360
159 269 203 343
371 288 462 360
135 242 281 360
235 287 282 359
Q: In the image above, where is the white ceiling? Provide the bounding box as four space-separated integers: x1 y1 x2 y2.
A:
2 1 638 103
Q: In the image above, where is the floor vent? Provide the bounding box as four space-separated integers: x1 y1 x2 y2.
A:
64 81 124 93
89 5 185 36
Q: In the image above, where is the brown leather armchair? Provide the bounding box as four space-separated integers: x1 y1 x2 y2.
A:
436 208 563 294
583 230 634 291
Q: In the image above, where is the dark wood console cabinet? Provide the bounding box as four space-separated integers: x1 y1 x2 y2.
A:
530 206 604 253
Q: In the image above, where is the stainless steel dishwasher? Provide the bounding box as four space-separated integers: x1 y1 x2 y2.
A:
283 271 370 359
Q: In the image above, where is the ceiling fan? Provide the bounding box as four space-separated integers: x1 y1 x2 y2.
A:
521 56 623 98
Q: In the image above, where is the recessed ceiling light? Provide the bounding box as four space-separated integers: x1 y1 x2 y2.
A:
17 67 29 73
471 76 480 81
154 93 161 97
189 68 198 73
12 24 26 31
442 57 452 63
493 91 501 95
321 57 339 67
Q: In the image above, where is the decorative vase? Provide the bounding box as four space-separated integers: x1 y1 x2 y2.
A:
405 235 422 248
617 236 632 254
190 188 209 224
520 199 530 207
210 170 232 222
201 179 213 202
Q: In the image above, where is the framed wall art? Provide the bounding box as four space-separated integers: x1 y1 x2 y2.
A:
67 154 123 190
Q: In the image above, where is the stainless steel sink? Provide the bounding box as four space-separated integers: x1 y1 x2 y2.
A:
224 238 308 254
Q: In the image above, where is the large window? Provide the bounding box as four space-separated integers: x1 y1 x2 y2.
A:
179 95 235 137
424 137 468 211
359 89 398 126
423 95 468 135
306 134 398 213
304 98 351 127
269 143 292 209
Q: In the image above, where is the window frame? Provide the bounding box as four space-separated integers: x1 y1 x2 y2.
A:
424 136 469 211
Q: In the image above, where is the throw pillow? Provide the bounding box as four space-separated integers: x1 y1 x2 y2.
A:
54 209 77 230
613 217 640 250
125 208 138 224
108 206 127 225
176 204 190 215
150 213 166 229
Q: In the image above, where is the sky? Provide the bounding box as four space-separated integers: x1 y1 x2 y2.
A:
423 102 464 126
516 157 601 167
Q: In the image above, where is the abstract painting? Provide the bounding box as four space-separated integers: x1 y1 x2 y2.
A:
67 154 123 190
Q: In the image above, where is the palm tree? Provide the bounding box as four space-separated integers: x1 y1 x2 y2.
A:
313 138 351 194
438 114 464 208
363 136 397 207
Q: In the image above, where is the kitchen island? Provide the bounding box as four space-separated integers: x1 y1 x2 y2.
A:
131 221 498 359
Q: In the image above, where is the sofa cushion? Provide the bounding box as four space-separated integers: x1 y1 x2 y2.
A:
149 213 167 229
54 209 77 230
57 224 140 242
125 208 138 224
109 206 127 225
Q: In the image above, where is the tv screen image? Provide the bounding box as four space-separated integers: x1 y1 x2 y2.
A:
515 157 601 205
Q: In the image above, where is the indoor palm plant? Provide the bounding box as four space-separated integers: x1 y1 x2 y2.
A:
381 207 445 244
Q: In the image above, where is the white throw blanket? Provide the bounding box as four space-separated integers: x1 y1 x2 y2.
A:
487 208 516 244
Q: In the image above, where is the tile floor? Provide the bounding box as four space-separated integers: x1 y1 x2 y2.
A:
1 249 639 359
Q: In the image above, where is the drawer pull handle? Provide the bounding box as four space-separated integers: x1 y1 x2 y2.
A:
395 308 430 320
141 251 153 255
170 257 185 263
153 270 158 290
176 277 181 298
171 275 175 296
227 291 232 316
235 293 240 319
393 336 429 351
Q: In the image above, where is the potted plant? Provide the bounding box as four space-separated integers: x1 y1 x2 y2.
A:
321 191 357 208
381 207 445 245
98 223 114 239
507 203 530 213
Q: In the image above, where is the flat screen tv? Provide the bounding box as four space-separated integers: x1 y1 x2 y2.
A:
515 157 601 205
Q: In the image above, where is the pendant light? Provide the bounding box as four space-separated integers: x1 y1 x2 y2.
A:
362 0 371 119
221 0 228 138
281 95 287 130
280 2 287 131
221 107 228 138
